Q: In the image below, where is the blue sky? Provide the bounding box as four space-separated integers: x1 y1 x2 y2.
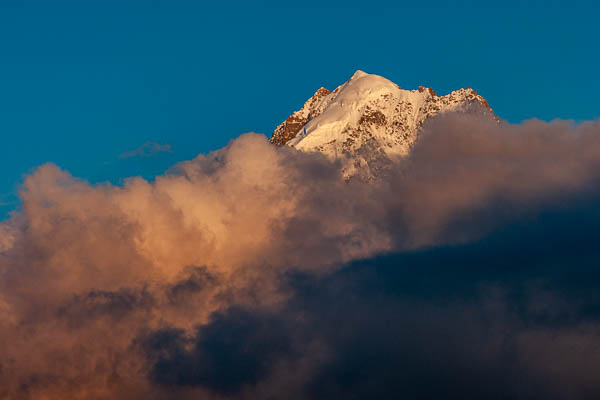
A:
1 1 598 217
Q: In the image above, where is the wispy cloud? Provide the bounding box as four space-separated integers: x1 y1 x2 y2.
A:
118 141 173 159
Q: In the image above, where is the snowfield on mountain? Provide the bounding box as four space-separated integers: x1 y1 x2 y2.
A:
270 70 497 178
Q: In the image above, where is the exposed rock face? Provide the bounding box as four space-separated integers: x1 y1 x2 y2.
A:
270 87 331 146
270 70 497 178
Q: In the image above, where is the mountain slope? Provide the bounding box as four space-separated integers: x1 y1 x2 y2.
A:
270 70 496 178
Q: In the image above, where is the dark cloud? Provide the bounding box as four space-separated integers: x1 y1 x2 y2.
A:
290 202 600 399
142 308 293 395
167 266 218 305
119 141 173 159
2 114 600 398
57 287 155 329
139 199 600 398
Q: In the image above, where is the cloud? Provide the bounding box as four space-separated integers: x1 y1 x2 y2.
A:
118 141 173 159
1 115 600 398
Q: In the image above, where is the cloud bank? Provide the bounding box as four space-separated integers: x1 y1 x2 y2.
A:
2 114 600 399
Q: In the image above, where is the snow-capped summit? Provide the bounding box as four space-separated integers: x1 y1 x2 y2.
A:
270 70 496 178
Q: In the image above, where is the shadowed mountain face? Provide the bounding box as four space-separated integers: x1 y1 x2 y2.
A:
271 70 496 178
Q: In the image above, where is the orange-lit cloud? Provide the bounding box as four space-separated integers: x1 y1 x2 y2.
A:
2 115 600 398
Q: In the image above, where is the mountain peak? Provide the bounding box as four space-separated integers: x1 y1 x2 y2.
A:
350 69 369 80
271 72 496 178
